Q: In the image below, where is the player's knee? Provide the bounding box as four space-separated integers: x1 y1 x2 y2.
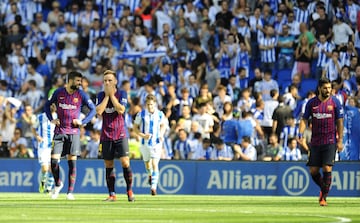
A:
121 159 130 168
309 168 320 176
51 158 59 165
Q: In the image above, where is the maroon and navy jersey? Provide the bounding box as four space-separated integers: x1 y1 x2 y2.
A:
303 96 344 146
97 90 128 141
45 88 96 134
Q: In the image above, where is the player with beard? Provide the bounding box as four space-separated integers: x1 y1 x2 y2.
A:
44 71 96 200
299 77 344 206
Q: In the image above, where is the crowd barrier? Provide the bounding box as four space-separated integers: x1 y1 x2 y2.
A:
0 159 359 197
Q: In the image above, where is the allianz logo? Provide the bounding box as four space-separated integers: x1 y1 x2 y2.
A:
78 165 184 194
282 166 309 196
158 164 184 193
205 166 310 195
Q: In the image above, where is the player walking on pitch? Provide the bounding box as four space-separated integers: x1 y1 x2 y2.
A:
32 104 57 194
299 77 344 206
133 94 166 195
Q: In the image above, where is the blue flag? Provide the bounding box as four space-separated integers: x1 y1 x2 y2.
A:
340 105 360 161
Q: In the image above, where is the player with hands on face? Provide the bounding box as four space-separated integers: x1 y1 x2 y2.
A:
96 70 134 202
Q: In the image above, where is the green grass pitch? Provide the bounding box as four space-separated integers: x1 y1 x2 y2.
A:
0 193 359 223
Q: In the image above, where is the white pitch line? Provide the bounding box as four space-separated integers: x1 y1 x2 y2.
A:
105 207 352 223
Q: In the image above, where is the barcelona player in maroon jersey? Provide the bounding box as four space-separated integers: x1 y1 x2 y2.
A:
45 71 96 200
96 70 134 202
299 77 344 206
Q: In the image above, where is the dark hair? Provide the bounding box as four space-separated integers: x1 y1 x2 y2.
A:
318 77 331 87
242 136 251 143
203 138 211 143
287 137 296 145
288 84 297 92
178 128 188 136
68 71 83 81
264 69 272 75
270 89 278 98
194 132 202 139
214 138 224 145
139 65 148 73
28 79 36 87
306 90 315 98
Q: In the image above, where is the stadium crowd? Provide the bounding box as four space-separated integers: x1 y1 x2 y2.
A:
0 0 359 161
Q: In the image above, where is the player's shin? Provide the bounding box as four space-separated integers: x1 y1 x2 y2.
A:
322 171 332 198
123 167 133 192
106 168 116 195
67 160 77 193
46 171 54 191
51 158 61 186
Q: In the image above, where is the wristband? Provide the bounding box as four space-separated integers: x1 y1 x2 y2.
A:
298 133 303 138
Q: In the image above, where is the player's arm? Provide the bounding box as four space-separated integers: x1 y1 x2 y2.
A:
334 97 344 152
132 123 145 138
298 99 312 139
298 118 307 138
336 118 344 151
44 89 60 125
109 91 126 114
31 127 43 142
95 92 108 115
133 112 151 140
133 123 152 140
44 89 58 121
79 91 96 125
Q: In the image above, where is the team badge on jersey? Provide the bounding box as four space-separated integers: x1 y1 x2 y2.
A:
73 98 78 103
327 105 333 111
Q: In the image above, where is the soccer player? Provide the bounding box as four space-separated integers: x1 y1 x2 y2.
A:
299 77 344 206
96 70 135 202
133 94 166 196
32 104 56 194
44 71 96 200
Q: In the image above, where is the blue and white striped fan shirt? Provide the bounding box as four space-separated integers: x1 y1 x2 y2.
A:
259 37 277 63
293 7 309 24
315 41 333 68
280 125 299 148
174 139 192 160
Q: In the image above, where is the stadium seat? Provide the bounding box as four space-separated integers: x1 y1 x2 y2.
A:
276 69 292 93
277 68 292 81
279 80 292 94
248 69 255 80
299 78 318 98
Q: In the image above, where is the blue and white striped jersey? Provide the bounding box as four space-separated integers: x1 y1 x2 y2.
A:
33 112 56 149
259 36 277 63
280 147 302 161
217 52 231 79
280 125 299 148
173 139 192 160
134 109 165 146
315 41 333 68
324 59 341 81
293 7 310 24
126 0 141 14
64 11 81 29
211 145 234 160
